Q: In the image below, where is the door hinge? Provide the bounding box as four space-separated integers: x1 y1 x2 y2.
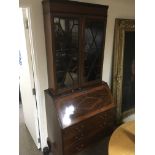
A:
38 138 41 143
32 88 36 95
24 19 29 29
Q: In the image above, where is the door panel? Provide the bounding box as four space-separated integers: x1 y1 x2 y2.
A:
19 8 40 148
53 16 79 90
82 18 105 84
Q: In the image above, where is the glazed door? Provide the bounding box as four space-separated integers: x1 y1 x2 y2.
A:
53 16 80 91
81 18 106 86
52 16 107 91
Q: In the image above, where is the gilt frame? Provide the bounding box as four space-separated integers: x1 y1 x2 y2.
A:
112 19 135 123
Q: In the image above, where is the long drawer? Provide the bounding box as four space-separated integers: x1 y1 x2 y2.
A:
63 108 116 155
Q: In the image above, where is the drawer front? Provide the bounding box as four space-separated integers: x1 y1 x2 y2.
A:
63 127 112 155
63 108 116 155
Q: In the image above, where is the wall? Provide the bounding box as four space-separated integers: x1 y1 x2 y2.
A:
19 0 135 150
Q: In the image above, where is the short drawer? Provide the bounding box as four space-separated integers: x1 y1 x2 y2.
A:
63 115 101 143
97 108 116 127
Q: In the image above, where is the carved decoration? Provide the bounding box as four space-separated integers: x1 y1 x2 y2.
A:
112 19 135 123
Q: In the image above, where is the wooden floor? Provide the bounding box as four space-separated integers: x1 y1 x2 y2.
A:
19 104 109 155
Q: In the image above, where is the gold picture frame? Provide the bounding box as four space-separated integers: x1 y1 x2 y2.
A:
112 19 135 123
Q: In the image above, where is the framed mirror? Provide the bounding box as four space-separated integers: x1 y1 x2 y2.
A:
112 19 135 123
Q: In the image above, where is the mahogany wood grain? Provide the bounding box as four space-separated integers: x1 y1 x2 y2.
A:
45 83 116 155
55 84 115 129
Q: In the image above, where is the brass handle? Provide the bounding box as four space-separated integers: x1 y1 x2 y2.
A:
75 136 80 140
75 127 81 132
75 133 84 140
80 124 84 128
76 144 84 151
99 115 105 119
99 121 107 128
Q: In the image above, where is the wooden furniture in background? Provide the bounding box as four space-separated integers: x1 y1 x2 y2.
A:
42 0 116 154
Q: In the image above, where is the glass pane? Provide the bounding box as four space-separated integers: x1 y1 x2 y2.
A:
84 20 104 82
54 17 79 90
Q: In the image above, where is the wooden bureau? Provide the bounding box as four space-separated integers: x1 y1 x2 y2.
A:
45 82 116 155
42 1 116 154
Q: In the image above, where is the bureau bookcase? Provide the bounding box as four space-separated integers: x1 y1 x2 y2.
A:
42 0 116 154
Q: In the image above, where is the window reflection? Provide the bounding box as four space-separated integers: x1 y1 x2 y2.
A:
62 105 75 126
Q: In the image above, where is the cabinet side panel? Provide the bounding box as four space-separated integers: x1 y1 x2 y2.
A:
45 91 63 155
42 3 56 89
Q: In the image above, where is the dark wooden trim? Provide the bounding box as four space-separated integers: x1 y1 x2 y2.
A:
42 0 108 16
52 13 81 18
43 3 56 89
79 16 85 88
78 16 83 89
48 81 109 98
51 14 58 90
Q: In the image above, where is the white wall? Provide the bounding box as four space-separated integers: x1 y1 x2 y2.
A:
19 0 135 150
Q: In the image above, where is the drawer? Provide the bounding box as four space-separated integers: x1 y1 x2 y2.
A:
63 126 113 155
63 115 102 144
63 108 115 138
64 140 87 155
63 108 115 141
97 108 116 127
63 108 116 154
